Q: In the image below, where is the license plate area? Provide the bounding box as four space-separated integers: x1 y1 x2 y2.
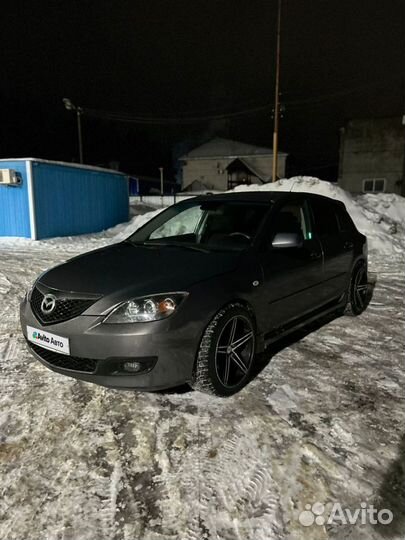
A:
27 325 70 356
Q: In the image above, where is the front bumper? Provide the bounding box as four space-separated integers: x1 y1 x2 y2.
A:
20 297 199 390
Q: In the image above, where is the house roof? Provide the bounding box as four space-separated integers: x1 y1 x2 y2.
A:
0 157 127 176
225 157 270 182
182 179 212 192
179 137 287 160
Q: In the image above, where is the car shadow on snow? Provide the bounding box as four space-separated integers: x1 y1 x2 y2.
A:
155 383 191 395
252 310 340 380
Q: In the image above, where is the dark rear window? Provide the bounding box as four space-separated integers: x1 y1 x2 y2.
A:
310 198 339 236
335 204 356 233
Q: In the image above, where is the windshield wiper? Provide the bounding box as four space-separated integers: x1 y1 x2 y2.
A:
124 240 161 248
143 241 210 253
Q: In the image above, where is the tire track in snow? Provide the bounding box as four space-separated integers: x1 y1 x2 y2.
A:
1 208 404 540
154 413 283 540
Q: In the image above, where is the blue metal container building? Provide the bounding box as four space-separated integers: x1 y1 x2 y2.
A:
0 159 129 239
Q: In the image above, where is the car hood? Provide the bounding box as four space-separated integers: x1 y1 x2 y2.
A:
39 242 241 298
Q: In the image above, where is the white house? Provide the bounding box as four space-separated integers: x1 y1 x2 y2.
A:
179 137 287 192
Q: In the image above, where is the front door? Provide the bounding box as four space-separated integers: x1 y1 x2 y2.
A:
256 196 325 333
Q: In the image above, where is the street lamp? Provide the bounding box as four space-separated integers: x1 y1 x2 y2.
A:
63 98 84 164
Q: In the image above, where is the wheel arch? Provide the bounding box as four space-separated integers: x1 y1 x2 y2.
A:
194 297 261 366
191 299 258 396
351 254 367 272
217 298 258 331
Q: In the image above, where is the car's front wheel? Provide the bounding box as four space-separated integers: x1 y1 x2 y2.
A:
191 303 256 397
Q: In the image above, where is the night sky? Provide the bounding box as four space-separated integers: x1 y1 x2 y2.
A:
2 0 405 182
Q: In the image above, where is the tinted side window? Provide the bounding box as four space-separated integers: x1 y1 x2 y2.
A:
311 199 339 237
271 200 313 240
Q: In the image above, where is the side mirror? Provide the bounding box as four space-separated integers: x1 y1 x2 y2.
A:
272 232 303 249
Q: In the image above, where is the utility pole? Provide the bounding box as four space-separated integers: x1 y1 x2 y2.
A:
159 167 164 206
77 107 83 164
272 0 282 182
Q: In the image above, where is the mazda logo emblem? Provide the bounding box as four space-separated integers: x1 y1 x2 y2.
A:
41 294 56 314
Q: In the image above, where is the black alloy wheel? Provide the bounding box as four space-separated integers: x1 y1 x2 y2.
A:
192 303 256 396
346 262 368 316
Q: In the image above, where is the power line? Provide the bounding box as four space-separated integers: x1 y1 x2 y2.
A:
84 103 273 124
75 76 403 125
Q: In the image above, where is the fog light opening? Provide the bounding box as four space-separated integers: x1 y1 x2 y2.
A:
123 361 143 373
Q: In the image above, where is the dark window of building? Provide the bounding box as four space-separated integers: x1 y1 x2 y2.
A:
363 179 374 192
363 178 386 193
374 179 386 192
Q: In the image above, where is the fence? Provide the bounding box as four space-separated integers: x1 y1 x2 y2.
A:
130 194 194 207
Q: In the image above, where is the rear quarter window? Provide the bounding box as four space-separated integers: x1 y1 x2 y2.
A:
335 204 356 233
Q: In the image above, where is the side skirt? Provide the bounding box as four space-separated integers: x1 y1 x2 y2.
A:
263 297 345 348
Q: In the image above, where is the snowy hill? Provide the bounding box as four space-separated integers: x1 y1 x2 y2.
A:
232 176 405 257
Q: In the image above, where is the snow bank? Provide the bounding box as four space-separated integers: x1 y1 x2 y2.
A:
101 208 164 242
0 273 11 294
231 176 405 256
0 208 164 254
119 177 405 257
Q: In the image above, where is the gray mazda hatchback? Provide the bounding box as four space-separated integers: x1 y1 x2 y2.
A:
21 191 368 396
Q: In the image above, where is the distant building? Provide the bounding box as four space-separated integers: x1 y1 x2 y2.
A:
0 158 128 239
338 117 405 195
179 137 287 192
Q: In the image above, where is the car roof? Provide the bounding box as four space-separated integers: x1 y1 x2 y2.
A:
191 190 340 205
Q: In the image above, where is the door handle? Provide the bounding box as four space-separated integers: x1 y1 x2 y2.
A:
344 241 354 250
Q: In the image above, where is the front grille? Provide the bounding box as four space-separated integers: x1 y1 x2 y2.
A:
31 286 97 325
29 342 98 373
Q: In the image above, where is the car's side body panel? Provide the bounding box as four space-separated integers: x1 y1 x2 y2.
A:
253 194 326 328
20 190 368 391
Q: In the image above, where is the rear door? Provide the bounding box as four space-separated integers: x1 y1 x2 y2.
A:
309 197 354 301
256 195 325 330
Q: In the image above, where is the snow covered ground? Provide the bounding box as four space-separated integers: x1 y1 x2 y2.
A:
0 178 404 539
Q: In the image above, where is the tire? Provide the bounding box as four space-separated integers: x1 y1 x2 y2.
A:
344 261 368 316
191 303 256 397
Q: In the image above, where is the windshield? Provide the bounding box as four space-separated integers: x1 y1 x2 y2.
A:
128 199 270 251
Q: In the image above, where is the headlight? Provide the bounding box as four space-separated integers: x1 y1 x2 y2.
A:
104 292 188 323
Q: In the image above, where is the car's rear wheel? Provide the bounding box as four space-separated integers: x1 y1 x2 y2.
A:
191 303 256 396
345 261 368 316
